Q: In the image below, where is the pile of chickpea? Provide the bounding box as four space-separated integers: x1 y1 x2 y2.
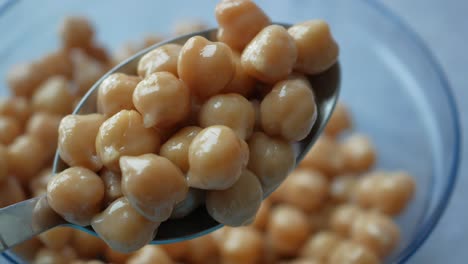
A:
0 0 415 263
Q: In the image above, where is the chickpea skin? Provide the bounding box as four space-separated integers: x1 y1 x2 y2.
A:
6 62 46 98
160 126 202 173
329 241 379 264
222 52 256 97
330 174 358 203
95 110 160 172
137 44 182 77
47 167 105 226
32 76 74 116
241 25 297 84
97 73 141 117
300 231 342 262
324 102 352 137
353 171 385 209
58 114 105 171
300 135 344 177
59 16 94 50
0 117 21 145
120 154 188 222
373 171 416 216
100 168 123 206
26 113 62 160
341 134 376 172
187 125 245 190
0 97 31 127
39 50 73 79
178 36 235 99
7 135 46 184
127 245 173 264
199 93 255 140
220 227 264 264
133 72 190 128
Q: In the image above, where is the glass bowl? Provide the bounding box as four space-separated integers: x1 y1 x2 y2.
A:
0 0 460 263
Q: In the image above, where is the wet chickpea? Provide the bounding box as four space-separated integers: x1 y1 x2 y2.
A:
0 116 21 145
222 52 256 97
26 113 62 159
300 231 342 262
38 227 73 250
0 176 26 208
159 241 189 261
97 73 141 117
39 50 73 80
172 19 208 36
329 241 379 264
170 188 205 219
300 135 344 177
330 174 357 203
353 172 385 209
351 212 400 257
330 204 361 237
71 50 107 96
160 126 202 173
341 134 376 172
137 44 182 78
58 114 105 171
215 0 271 51
324 102 352 137
206 169 263 226
100 169 123 206
178 36 235 99
91 197 160 253
241 25 297 84
267 205 310 257
220 226 263 264
0 97 31 127
199 94 255 140
95 110 160 172
127 245 173 264
7 135 46 184
120 154 188 222
133 72 190 128
185 235 220 264
104 246 133 264
47 167 105 226
187 125 244 190
72 230 106 259
59 16 94 49
251 198 271 230
34 247 78 264
373 172 416 216
32 76 74 116
6 62 46 98
247 132 295 194
0 145 8 182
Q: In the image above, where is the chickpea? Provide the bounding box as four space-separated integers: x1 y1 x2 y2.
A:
133 72 190 128
172 19 208 36
178 36 235 99
341 134 376 172
47 167 105 226
353 171 385 209
330 174 357 203
59 16 94 49
0 176 26 208
97 73 141 117
159 241 189 261
58 114 105 171
170 188 205 219
308 203 334 232
251 198 271 230
100 169 123 206
261 76 317 141
137 44 182 77
31 76 74 116
373 171 416 216
26 113 62 160
84 44 111 64
38 226 73 250
251 99 261 130
185 235 220 264
300 135 344 177
0 145 8 183
187 125 244 190
34 247 78 264
222 51 256 96
215 0 270 51
160 126 202 173
267 205 310 257
6 62 46 98
351 212 400 257
324 102 352 137
95 110 160 172
104 246 133 264
112 43 137 66
72 230 106 259
241 25 297 84
300 231 342 262
330 204 361 237
279 258 322 264
127 245 173 264
7 135 46 184
199 94 255 140
29 168 52 197
220 226 263 264
120 154 188 222
71 260 105 264
11 237 42 262
0 116 21 145
211 227 232 244
247 132 295 195
39 50 73 80
71 50 107 96
91 197 160 253
329 241 379 264
0 97 31 127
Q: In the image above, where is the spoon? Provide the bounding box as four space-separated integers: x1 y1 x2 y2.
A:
0 24 340 252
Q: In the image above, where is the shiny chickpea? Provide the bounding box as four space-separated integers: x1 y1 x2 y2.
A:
330 204 361 237
133 72 190 128
172 19 208 36
0 116 21 145
267 205 310 257
97 73 141 117
137 44 182 77
300 135 344 177
91 197 160 253
160 126 202 173
187 125 244 190
127 245 173 264
373 172 416 216
330 174 358 203
26 113 62 160
241 25 297 84
222 51 256 97
34 247 78 264
170 188 205 219
324 102 352 137
329 241 379 264
58 114 105 171
220 227 263 264
185 235 220 264
288 20 339 75
353 172 385 209
32 76 74 116
199 94 255 140
251 198 271 230
39 50 73 79
261 76 317 141
104 246 133 264
71 50 107 96
120 154 188 222
300 231 342 262
0 97 31 127
0 145 8 182
100 169 123 206
341 134 376 172
6 62 46 98
72 230 106 259
178 36 235 99
7 135 46 184
215 0 270 51
59 16 94 49
38 227 73 250
0 176 26 208
47 167 105 226
95 110 160 172
247 132 295 195
159 241 189 261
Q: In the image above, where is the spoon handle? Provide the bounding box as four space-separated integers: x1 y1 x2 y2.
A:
0 196 64 252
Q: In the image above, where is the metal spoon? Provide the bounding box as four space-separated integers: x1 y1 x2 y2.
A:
0 24 340 252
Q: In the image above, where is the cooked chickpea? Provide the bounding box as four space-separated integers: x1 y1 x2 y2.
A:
100 169 123 206
6 62 46 98
159 241 189 261
330 174 357 203
59 16 94 49
330 204 361 237
58 114 105 171
187 125 244 190
120 154 188 222
34 247 78 264
353 172 385 208
71 260 105 264
215 0 270 51
31 76 74 116
0 97 31 127
95 110 160 172
341 134 376 172
160 126 202 173
300 231 342 262
133 72 190 128
251 99 261 130
97 73 141 117
170 188 205 219
324 102 352 137
373 171 416 215
104 246 133 264
300 135 344 176
222 52 256 96
185 235 220 264
72 230 106 259
137 44 182 77
172 19 208 36
47 167 105 226
251 198 271 230
261 76 317 141
26 113 62 160
0 116 21 145
38 227 73 250
199 94 255 140
29 168 52 197
241 25 297 84
91 197 160 253
329 241 379 264
127 245 173 264
39 50 73 79
7 135 46 184
247 132 295 194
0 176 26 208
11 237 42 262
280 258 322 264
178 36 235 99
84 44 111 64
267 205 310 257
71 50 107 96
0 145 8 182
220 227 263 264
